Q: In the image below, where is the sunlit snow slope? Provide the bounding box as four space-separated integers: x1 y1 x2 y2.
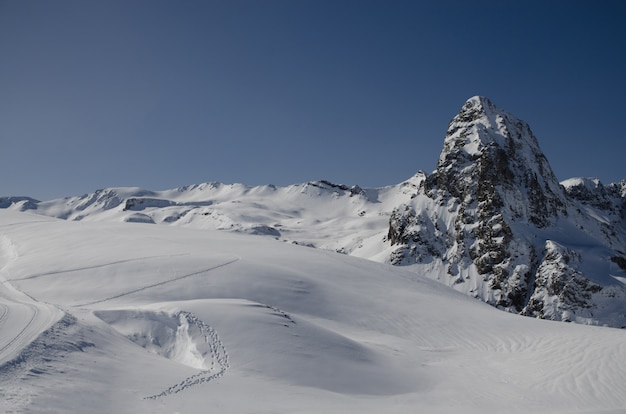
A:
5 98 624 328
1 209 625 414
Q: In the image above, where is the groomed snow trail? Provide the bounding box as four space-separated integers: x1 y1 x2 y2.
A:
0 235 63 366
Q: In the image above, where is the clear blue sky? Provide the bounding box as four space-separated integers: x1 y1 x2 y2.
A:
1 0 625 200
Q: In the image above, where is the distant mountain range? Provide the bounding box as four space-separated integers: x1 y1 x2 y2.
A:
3 97 625 328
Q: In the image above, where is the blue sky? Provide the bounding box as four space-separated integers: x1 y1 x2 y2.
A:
1 0 625 200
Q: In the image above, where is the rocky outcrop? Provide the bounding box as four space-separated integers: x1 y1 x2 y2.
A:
388 96 626 326
124 198 176 211
424 96 567 227
562 178 626 246
310 180 366 197
0 196 39 211
563 178 625 212
387 205 445 265
523 241 602 322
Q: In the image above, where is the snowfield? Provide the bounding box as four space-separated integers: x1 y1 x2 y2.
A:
9 96 626 327
1 209 625 413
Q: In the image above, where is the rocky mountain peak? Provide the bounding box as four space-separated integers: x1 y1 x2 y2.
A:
387 97 626 326
426 96 566 228
447 95 500 133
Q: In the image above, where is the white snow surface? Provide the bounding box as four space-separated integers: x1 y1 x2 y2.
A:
18 168 626 326
1 209 626 413
561 177 602 190
30 177 426 262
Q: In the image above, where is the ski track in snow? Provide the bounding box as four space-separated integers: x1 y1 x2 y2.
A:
0 303 8 325
0 313 95 413
74 257 240 307
144 311 230 400
0 304 38 359
0 234 64 367
9 253 190 281
2 204 626 412
0 220 54 229
2 227 234 401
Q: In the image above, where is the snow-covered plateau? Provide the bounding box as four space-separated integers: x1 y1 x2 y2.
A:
1 97 625 413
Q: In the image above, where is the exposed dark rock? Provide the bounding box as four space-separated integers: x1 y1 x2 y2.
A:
124 198 175 211
314 180 365 197
611 256 626 272
0 196 39 210
388 96 625 325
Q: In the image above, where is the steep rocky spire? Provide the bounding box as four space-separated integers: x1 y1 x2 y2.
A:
426 96 567 227
387 97 626 325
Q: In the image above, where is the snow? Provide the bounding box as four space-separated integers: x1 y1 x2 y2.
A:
0 232 63 367
23 164 622 328
561 177 602 190
1 96 625 412
2 102 623 330
1 208 626 413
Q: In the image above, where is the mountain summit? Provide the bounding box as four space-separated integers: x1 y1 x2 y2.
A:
426 96 567 227
3 97 625 327
390 97 625 326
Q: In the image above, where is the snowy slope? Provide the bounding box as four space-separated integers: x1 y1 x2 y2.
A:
1 96 624 330
8 177 425 262
1 209 626 413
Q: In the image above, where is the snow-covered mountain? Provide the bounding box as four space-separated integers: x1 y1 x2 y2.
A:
2 209 626 414
2 97 626 413
2 97 625 329
389 97 626 327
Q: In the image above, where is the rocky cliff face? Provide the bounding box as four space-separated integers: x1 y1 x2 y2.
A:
524 240 602 322
388 97 626 327
425 96 568 227
562 177 626 246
